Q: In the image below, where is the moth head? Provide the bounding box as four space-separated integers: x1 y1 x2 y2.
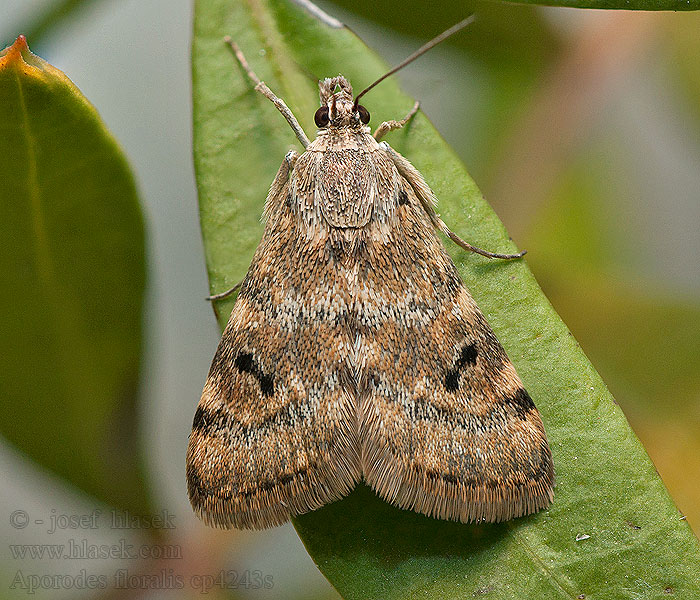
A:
316 76 370 129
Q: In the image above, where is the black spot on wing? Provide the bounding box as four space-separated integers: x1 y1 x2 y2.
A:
459 343 478 366
191 404 230 435
406 387 536 432
398 190 409 206
191 405 208 431
507 387 536 419
192 399 309 438
444 370 460 393
422 467 502 490
186 468 206 497
244 463 318 496
235 352 274 397
425 469 459 485
444 342 478 392
234 352 254 373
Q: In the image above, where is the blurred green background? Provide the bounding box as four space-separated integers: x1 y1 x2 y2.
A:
2 0 699 599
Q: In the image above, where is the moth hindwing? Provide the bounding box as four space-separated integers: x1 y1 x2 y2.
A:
187 47 554 530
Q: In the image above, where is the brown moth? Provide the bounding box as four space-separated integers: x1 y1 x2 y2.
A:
187 20 554 530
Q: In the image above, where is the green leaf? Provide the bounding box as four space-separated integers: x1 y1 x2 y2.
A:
494 0 700 9
192 1 700 598
0 36 149 514
320 0 700 49
525 149 700 532
321 0 562 186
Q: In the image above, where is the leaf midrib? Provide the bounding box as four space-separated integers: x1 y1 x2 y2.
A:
506 520 574 598
12 67 89 405
14 68 54 298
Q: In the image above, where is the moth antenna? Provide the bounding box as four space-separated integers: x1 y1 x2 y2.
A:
353 15 475 110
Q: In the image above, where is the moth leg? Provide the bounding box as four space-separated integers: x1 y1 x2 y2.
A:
224 37 310 149
373 101 420 141
206 281 241 302
435 218 526 259
382 142 526 260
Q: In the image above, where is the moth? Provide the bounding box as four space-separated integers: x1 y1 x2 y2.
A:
187 19 554 529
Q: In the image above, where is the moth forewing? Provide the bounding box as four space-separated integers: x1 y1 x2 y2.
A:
187 145 363 530
187 34 553 530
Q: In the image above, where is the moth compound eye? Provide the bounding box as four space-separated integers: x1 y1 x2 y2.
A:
357 104 370 124
314 106 330 128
